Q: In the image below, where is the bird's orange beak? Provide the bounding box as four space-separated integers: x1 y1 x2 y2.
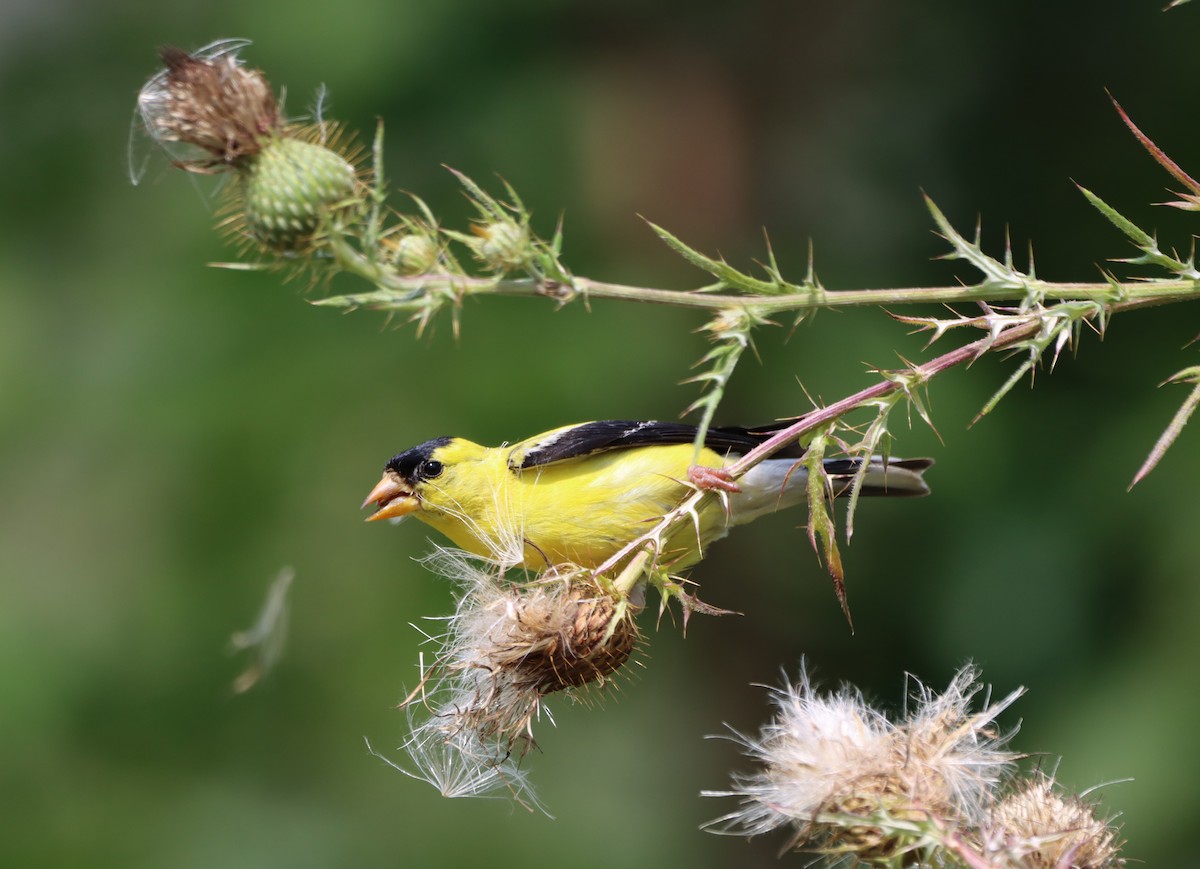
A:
362 473 419 522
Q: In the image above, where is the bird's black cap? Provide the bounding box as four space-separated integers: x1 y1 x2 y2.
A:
385 436 452 481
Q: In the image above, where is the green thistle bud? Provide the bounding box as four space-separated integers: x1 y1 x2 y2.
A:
387 233 440 275
469 220 530 272
240 136 358 251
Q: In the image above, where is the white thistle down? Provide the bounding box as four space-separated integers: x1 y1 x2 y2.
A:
705 664 1023 861
378 548 639 809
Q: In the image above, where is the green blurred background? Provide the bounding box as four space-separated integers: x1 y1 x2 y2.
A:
3 1 1198 865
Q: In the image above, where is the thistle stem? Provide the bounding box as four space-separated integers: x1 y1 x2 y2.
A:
611 548 653 597
592 295 1164 588
315 261 1200 315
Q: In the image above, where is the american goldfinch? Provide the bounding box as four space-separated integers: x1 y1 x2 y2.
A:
362 419 931 571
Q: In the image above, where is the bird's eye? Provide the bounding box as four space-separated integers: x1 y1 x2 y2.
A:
422 459 443 479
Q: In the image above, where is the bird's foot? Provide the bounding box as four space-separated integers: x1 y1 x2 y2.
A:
687 465 741 493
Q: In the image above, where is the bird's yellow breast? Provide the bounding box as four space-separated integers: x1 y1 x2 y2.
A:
414 440 731 570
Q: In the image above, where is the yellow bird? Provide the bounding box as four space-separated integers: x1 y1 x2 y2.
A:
362 420 931 571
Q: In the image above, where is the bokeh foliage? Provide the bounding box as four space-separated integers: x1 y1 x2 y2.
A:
3 1 1199 865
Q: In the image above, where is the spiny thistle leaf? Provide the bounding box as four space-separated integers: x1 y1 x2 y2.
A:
843 396 898 542
1074 183 1198 278
973 349 1038 425
647 222 789 295
924 195 1026 289
683 308 766 458
802 429 850 629
1130 366 1200 489
447 167 523 223
969 301 1105 425
1076 184 1158 251
1108 93 1200 206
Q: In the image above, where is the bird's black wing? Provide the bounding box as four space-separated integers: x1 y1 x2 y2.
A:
509 419 806 471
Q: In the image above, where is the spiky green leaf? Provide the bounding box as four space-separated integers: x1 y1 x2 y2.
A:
1130 366 1200 488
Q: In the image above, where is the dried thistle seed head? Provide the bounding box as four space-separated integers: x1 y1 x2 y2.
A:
889 667 1024 823
818 780 938 861
408 552 644 758
461 579 640 695
704 670 894 841
386 550 645 807
990 774 1124 868
137 41 281 171
526 584 639 692
706 665 1022 863
468 220 531 272
238 134 359 251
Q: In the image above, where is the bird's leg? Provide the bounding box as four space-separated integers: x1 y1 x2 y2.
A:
687 465 741 493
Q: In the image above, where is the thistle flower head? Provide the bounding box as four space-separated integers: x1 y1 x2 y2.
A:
706 665 1023 862
391 550 642 806
136 39 281 172
444 560 640 706
136 40 363 253
985 773 1124 868
897 666 1023 823
236 131 360 252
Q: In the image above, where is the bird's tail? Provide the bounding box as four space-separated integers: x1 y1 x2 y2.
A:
728 455 932 526
823 455 933 498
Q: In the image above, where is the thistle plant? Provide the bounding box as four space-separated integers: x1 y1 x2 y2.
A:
133 38 1184 850
134 39 364 257
706 666 1125 868
133 43 1200 613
